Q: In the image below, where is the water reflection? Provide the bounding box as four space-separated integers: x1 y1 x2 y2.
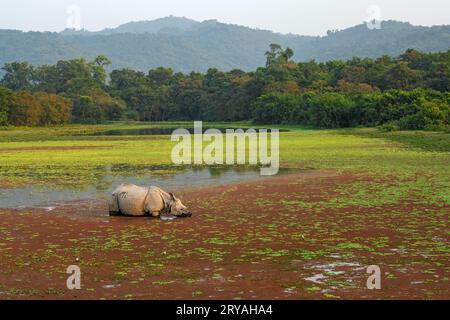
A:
0 166 289 209
84 127 289 136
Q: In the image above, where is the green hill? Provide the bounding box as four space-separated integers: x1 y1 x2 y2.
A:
1 17 449 73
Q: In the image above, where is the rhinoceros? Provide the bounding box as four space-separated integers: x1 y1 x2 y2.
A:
108 183 192 218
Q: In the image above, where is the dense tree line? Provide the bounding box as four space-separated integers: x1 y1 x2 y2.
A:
0 87 72 126
0 46 449 129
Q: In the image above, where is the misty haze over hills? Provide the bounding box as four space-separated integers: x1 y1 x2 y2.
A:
1 16 449 73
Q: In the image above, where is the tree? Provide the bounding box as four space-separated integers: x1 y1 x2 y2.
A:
265 44 283 68
398 98 448 130
428 62 450 91
109 68 152 120
280 47 294 65
253 92 301 124
0 86 13 126
307 93 354 128
33 64 59 93
380 61 421 90
91 55 112 85
72 89 125 123
1 62 34 90
72 96 101 124
337 80 376 93
1 48 449 129
265 44 295 67
109 69 148 91
8 91 41 126
34 92 72 125
33 56 110 94
148 67 173 86
400 49 432 70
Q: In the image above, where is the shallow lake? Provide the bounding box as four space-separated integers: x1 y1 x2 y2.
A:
0 166 294 209
85 127 289 136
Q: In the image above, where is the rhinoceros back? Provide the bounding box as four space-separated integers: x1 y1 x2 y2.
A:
114 184 150 216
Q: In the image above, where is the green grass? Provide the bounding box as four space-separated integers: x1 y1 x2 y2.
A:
343 128 450 152
0 123 448 206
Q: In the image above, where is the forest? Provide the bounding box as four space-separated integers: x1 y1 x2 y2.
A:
0 45 449 130
2 19 450 72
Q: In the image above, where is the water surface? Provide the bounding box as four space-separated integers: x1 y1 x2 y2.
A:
0 166 292 209
85 127 289 136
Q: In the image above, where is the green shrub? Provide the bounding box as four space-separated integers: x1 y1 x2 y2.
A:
378 122 400 132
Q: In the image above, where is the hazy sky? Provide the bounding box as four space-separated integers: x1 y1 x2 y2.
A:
1 0 449 35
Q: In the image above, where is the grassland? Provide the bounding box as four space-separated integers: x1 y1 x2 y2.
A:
0 123 449 191
0 122 448 299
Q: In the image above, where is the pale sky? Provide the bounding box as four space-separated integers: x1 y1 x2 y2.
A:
1 0 449 36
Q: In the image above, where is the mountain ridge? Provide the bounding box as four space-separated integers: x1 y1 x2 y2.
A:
1 17 449 73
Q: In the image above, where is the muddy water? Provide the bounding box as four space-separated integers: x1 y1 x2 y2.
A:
0 166 290 209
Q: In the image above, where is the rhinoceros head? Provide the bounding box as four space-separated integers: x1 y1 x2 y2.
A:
169 193 192 218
